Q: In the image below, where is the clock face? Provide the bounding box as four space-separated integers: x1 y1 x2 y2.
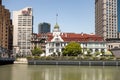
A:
55 38 60 41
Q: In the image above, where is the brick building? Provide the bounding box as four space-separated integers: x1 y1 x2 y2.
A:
0 0 13 52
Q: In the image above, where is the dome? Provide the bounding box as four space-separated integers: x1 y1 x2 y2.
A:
54 23 59 29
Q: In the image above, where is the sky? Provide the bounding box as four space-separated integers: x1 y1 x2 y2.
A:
2 0 95 34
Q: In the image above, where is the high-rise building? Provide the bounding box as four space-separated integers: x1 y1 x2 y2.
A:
118 0 120 32
13 7 33 56
38 22 51 33
0 0 1 5
95 0 118 39
0 0 13 51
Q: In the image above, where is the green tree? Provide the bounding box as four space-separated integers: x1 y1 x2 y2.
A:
32 46 43 56
94 51 101 56
62 42 82 56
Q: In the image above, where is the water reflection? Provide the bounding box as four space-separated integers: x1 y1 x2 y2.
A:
0 65 12 80
28 65 120 80
0 64 120 80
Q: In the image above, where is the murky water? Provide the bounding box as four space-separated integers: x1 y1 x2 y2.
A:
0 64 120 80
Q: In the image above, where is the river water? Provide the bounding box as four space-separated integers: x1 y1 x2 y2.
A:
0 64 120 80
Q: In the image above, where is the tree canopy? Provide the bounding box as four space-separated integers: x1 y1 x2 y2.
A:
32 46 43 56
62 42 82 56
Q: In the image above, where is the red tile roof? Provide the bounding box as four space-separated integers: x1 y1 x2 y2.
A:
35 32 103 42
45 33 103 42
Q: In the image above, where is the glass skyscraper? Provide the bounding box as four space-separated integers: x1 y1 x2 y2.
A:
38 22 51 33
118 0 120 32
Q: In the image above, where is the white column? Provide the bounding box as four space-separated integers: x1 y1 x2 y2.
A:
99 49 101 52
92 49 95 54
59 49 61 53
104 49 107 52
54 43 56 52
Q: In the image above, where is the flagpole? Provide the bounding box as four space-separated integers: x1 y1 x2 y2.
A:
56 14 58 24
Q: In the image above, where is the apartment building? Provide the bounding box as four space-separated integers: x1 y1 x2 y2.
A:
95 0 119 39
0 0 13 52
13 7 33 56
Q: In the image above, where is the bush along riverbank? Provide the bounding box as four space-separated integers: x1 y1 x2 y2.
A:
27 55 120 66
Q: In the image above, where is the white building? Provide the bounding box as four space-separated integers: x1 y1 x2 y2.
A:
13 7 33 56
45 23 64 56
45 23 107 56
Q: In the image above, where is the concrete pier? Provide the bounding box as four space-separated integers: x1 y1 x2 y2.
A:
14 58 27 64
28 60 120 66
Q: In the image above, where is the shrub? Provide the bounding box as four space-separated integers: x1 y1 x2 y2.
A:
27 56 33 60
46 56 55 60
34 56 40 60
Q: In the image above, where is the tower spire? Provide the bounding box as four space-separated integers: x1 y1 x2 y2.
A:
54 14 59 29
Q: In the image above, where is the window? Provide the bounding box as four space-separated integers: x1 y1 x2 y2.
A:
56 43 60 47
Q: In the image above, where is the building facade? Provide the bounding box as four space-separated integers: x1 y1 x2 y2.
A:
106 38 120 49
31 23 107 56
95 0 118 39
38 22 51 33
31 33 47 53
13 7 33 56
45 23 107 56
0 0 13 52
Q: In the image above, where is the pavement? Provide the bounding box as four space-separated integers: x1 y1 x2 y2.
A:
14 58 28 64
